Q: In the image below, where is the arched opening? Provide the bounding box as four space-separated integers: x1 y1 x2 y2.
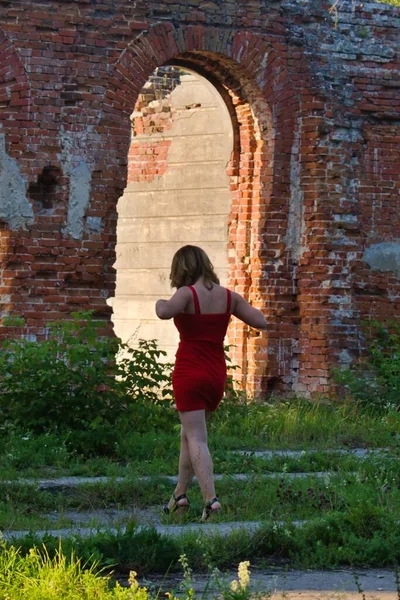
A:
111 66 234 365
109 53 275 398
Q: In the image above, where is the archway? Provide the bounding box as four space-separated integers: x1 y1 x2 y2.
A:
100 24 300 397
111 66 234 367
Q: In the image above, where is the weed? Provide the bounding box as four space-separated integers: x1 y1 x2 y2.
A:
352 571 366 600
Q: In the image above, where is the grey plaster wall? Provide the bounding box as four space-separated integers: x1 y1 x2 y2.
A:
110 72 233 361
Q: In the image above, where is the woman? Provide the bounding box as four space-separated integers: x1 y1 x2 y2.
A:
155 245 268 522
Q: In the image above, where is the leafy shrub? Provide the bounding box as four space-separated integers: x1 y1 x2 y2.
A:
334 320 400 412
0 312 173 454
0 312 121 433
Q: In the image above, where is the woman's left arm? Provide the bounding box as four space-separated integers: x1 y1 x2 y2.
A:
155 286 191 319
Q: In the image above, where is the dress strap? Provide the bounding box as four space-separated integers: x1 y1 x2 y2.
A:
226 288 232 314
189 286 201 315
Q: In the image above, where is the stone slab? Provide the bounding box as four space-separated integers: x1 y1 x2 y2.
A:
1 520 282 541
1 471 351 492
118 189 231 219
143 568 399 599
234 449 389 459
116 214 229 243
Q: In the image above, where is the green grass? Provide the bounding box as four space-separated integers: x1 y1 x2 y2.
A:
212 400 400 450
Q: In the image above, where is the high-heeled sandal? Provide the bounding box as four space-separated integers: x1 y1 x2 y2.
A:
201 497 220 522
162 493 189 515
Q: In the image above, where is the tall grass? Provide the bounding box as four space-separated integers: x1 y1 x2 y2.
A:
0 542 141 599
213 400 400 449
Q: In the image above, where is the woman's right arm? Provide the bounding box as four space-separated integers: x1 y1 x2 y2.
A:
232 292 268 330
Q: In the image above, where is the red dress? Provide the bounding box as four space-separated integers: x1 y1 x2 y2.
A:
172 286 232 412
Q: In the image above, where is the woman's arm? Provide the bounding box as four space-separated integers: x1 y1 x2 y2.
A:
232 292 268 330
155 287 192 320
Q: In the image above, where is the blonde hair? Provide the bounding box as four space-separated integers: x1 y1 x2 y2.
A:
170 245 220 289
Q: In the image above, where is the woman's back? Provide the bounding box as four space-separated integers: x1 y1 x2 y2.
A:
183 283 230 315
174 285 231 346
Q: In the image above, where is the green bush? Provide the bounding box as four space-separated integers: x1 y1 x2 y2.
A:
0 312 173 454
334 320 400 412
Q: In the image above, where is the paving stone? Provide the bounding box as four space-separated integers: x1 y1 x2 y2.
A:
234 448 390 459
142 568 399 599
2 471 348 491
1 520 296 541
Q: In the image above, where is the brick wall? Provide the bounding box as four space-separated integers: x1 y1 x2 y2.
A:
0 0 399 398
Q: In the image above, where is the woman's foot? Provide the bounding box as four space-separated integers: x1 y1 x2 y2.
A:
162 493 189 515
201 497 221 522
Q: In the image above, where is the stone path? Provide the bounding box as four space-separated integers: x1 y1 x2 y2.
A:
142 568 400 599
2 519 268 541
3 471 345 491
2 447 387 490
234 448 389 459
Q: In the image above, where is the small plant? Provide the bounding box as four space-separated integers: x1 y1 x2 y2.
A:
228 561 251 596
2 315 25 327
276 477 346 512
118 339 173 406
352 571 366 600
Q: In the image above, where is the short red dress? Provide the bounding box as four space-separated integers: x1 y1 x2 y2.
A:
172 286 232 412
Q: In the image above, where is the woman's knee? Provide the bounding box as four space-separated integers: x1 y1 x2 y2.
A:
179 410 208 443
180 426 188 444
185 427 207 446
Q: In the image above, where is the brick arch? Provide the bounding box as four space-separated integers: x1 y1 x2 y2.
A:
103 23 303 397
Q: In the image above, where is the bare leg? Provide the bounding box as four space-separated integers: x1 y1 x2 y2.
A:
173 426 194 501
179 409 221 510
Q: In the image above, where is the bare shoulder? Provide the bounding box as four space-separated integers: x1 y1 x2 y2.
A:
171 286 193 305
230 290 243 310
175 286 192 298
155 286 192 319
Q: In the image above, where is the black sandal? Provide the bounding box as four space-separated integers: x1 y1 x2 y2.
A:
201 497 220 522
162 493 189 515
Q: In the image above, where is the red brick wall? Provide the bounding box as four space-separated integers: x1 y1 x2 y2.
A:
0 1 399 398
127 71 178 183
